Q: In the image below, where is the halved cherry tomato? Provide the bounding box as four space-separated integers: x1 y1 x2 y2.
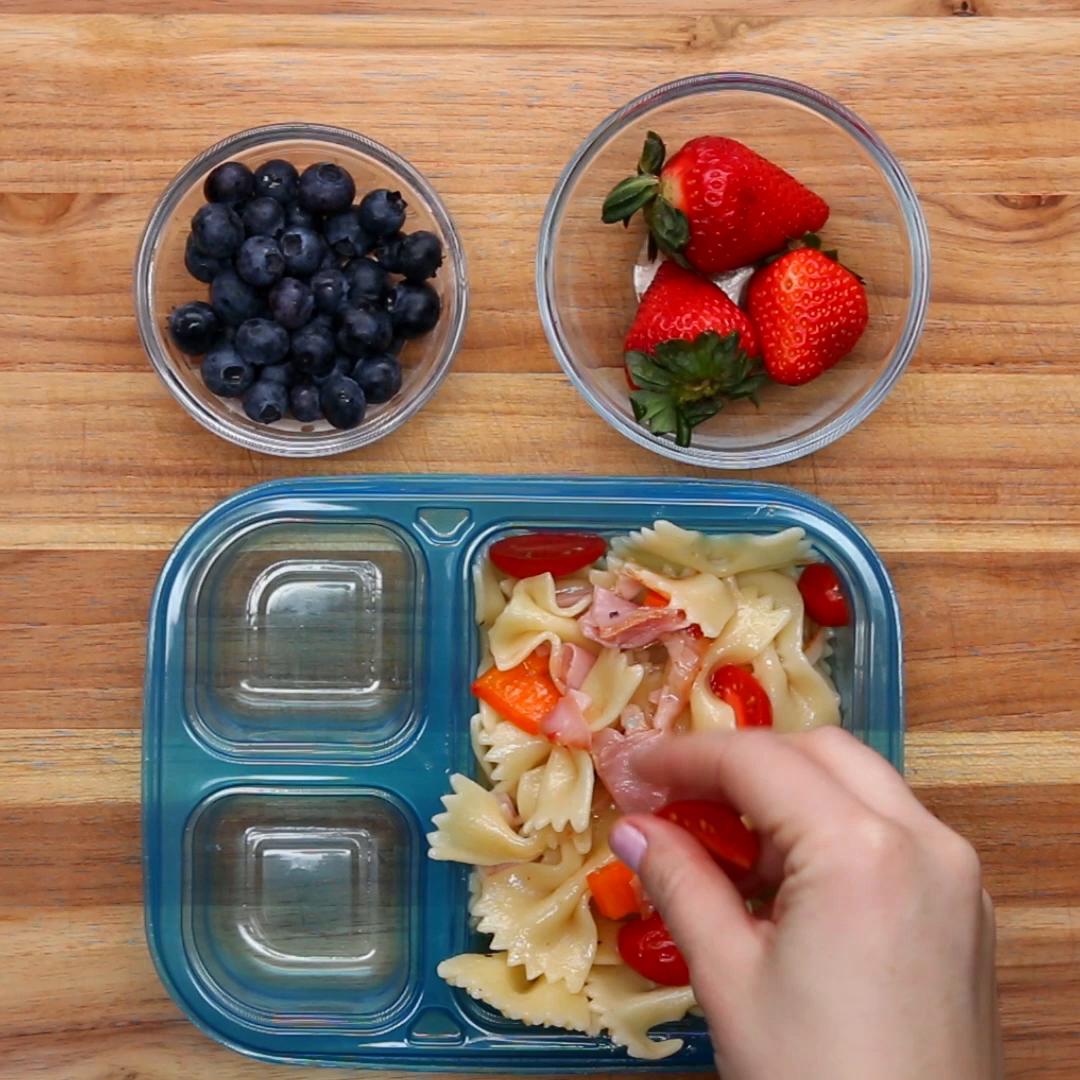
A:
686 623 704 639
657 799 761 878
587 860 639 920
472 654 560 735
709 665 773 728
797 562 849 627
489 532 607 580
641 588 669 608
617 913 690 986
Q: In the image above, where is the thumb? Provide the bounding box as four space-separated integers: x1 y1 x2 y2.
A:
611 814 761 984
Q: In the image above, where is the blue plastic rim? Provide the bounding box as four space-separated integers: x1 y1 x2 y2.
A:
143 475 904 1071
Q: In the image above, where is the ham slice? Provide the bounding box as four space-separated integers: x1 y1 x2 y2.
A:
582 588 691 650
555 582 594 609
539 689 593 749
591 728 673 814
652 630 706 731
549 642 597 694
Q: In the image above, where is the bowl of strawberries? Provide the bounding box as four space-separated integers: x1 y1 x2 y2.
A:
537 72 930 468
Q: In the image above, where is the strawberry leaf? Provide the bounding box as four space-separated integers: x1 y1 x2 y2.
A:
637 131 666 176
624 331 766 447
630 391 680 435
601 174 660 224
626 351 674 391
644 197 690 260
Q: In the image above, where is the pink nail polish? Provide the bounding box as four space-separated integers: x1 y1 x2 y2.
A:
610 821 648 872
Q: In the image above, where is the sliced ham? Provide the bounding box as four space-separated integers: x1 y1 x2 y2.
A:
539 689 593 749
555 582 594 609
652 630 706 731
591 727 673 814
549 642 597 694
619 703 648 732
582 588 691 650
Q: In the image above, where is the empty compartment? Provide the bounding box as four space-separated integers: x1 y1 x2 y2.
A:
186 788 418 1028
188 520 422 755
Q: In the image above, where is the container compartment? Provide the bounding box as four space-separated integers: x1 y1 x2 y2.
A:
188 520 423 756
185 787 418 1028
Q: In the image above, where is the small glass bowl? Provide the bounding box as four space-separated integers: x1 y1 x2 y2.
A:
135 123 468 457
537 73 930 469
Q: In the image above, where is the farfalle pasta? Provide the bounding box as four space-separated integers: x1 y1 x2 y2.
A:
427 522 844 1058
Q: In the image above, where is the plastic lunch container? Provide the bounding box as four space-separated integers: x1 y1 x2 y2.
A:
143 475 903 1071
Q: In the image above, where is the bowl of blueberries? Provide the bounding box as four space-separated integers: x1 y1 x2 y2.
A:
135 123 468 456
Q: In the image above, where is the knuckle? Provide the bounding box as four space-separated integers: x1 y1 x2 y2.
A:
847 815 913 872
937 832 983 888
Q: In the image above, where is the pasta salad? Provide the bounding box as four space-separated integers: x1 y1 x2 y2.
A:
427 520 846 1059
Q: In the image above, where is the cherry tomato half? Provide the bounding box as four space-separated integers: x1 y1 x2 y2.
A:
797 562 850 627
657 799 761 876
709 665 773 728
617 913 690 986
489 532 607 580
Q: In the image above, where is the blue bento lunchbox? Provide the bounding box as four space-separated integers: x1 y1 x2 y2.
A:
142 475 903 1070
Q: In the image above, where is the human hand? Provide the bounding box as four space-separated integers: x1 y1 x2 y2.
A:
608 728 1003 1080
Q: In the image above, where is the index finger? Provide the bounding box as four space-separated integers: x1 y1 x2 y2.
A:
632 730 868 858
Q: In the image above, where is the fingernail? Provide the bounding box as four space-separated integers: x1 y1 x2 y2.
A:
610 821 648 872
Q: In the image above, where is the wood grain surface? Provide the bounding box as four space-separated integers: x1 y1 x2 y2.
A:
1 3 1078 1078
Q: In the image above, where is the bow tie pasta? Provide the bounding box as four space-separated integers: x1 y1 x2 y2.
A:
429 522 845 1058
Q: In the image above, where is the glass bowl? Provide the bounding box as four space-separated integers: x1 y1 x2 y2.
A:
537 73 930 469
135 123 468 458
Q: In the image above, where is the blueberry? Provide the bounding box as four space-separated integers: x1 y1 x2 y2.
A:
168 300 221 355
202 343 255 397
235 235 286 288
268 277 315 330
310 267 350 315
298 162 356 216
323 209 372 261
290 382 324 423
243 378 288 424
261 361 295 386
290 321 336 377
284 200 319 230
372 232 404 272
388 281 441 338
396 230 444 282
211 269 263 325
313 355 354 385
235 317 290 367
357 188 407 238
353 354 402 404
203 160 254 204
337 305 393 358
184 232 225 283
347 257 389 306
320 374 367 429
388 335 406 357
253 158 299 204
280 226 326 277
241 196 286 238
191 203 244 258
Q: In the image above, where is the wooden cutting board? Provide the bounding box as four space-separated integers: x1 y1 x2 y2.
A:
0 3 1077 1077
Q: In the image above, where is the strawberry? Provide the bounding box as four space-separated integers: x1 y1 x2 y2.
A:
623 262 765 447
747 246 869 386
602 132 829 274
626 260 759 357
